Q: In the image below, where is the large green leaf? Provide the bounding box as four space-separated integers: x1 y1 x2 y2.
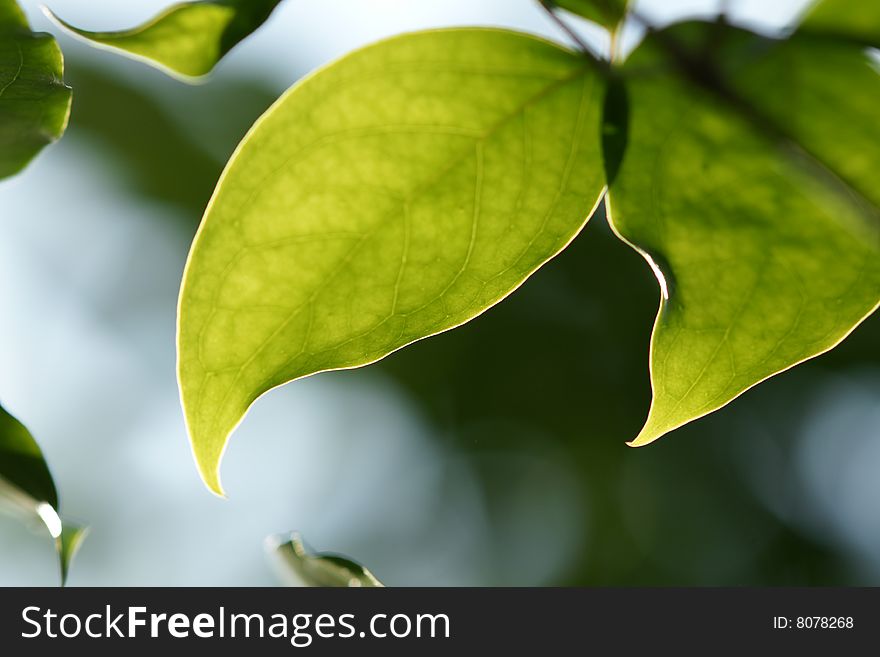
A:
0 402 86 585
45 0 283 80
607 24 880 446
0 0 71 179
799 0 880 47
178 28 605 494
268 533 383 587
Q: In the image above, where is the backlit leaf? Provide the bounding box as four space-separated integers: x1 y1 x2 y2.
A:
178 29 606 494
0 0 71 179
606 24 880 446
553 0 630 32
0 402 86 585
45 0 283 80
268 533 383 587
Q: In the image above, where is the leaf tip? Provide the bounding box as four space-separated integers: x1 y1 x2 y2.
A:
187 423 229 497
57 524 88 587
197 459 228 499
40 6 70 32
626 413 670 448
626 431 663 448
182 395 231 498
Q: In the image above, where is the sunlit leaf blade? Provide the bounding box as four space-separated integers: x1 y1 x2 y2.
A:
607 24 880 446
45 0 283 80
0 402 86 585
0 0 71 179
552 0 630 32
178 28 606 494
268 533 383 587
798 0 880 47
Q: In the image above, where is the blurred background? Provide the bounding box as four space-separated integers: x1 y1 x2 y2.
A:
2 0 880 586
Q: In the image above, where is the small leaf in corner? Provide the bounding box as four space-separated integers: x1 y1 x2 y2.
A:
44 0 283 80
0 402 87 585
268 533 383 588
0 0 71 179
56 524 88 587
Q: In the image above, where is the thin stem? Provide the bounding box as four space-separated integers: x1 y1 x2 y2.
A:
609 28 620 64
538 0 592 54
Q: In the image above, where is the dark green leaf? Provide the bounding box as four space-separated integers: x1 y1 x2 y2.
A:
268 533 383 587
0 401 57 510
0 402 86 585
0 0 71 179
177 28 606 494
553 0 630 32
45 0 283 80
607 24 880 445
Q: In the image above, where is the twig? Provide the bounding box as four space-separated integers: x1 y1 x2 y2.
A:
538 0 592 54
